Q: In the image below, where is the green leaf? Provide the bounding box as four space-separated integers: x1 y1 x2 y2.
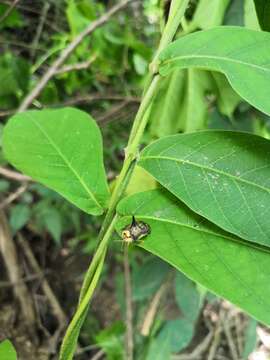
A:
126 166 156 196
0 54 30 98
133 54 148 75
3 108 110 215
66 0 95 36
95 321 125 360
159 26 270 116
254 0 270 31
175 272 201 323
10 204 31 234
139 131 270 248
132 257 171 301
0 4 24 29
117 189 270 326
0 180 9 193
43 208 62 245
157 319 194 352
146 334 170 360
0 340 17 360
191 0 230 29
242 318 257 359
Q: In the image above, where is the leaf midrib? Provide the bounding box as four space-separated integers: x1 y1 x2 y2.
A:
28 115 102 210
140 154 270 195
160 54 270 74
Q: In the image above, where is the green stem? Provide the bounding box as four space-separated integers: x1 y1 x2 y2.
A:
60 1 190 358
59 216 117 360
150 0 190 74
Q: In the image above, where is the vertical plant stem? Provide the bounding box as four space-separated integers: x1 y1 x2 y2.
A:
124 247 133 360
59 216 117 360
60 1 190 358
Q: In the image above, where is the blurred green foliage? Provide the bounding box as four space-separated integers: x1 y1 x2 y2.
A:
0 0 267 358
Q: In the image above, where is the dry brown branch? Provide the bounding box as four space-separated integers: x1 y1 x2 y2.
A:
18 0 133 112
0 210 36 332
124 247 133 360
0 166 31 182
17 234 67 328
140 282 167 336
0 183 28 210
0 0 20 24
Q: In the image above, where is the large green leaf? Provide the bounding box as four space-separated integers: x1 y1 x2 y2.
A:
117 189 270 326
254 0 270 31
0 340 16 360
139 131 270 247
3 108 110 215
159 26 270 116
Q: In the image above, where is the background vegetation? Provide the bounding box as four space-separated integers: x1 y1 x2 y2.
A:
0 0 270 359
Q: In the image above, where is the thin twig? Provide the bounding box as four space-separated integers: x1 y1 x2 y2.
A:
55 56 97 75
30 2 50 59
124 247 133 360
0 0 20 24
18 234 67 328
0 166 31 182
222 312 238 360
141 282 167 336
97 99 137 125
0 39 46 51
0 271 49 288
0 95 140 118
18 0 133 112
0 183 28 210
61 94 140 107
